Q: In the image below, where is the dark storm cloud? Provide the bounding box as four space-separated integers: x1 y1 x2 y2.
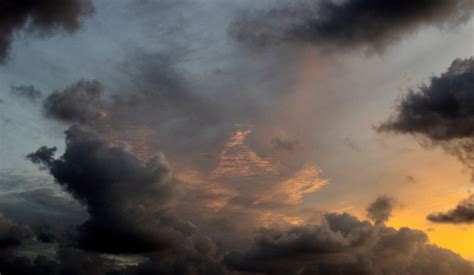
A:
225 212 474 275
43 79 105 124
366 196 395 224
427 195 474 224
28 125 182 253
0 0 94 63
378 57 474 140
379 57 474 224
10 85 42 101
230 0 473 51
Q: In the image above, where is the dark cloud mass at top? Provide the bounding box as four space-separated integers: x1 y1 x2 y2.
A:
230 0 473 51
0 0 94 62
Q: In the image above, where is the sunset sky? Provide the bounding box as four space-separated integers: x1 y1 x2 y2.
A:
0 1 473 274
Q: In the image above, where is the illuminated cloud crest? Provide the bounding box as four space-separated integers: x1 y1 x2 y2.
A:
0 0 94 62
427 195 474 224
230 0 473 51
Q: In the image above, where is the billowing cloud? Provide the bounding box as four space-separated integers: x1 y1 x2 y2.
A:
230 0 473 51
427 195 474 224
0 0 93 62
42 79 106 124
28 125 182 253
378 57 474 141
366 196 395 224
225 207 474 274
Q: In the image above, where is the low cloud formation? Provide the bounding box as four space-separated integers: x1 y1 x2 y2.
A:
225 201 474 275
0 0 93 62
230 0 473 51
427 195 474 224
10 85 42 101
43 80 105 124
366 196 395 224
28 125 182 253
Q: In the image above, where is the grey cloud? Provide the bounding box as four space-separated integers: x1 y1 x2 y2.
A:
378 57 474 140
28 125 182 254
0 0 94 63
366 196 395 224
230 0 473 52
427 195 474 224
42 79 105 124
225 212 474 275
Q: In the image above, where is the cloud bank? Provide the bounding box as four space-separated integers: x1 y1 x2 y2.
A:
230 0 473 51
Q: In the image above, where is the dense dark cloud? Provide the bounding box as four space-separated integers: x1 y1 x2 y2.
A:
225 212 474 275
230 0 473 51
378 57 474 140
28 125 182 253
0 0 94 63
427 195 474 224
10 85 42 101
379 57 474 224
366 196 395 224
42 80 105 124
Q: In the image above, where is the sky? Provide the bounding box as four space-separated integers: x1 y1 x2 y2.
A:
0 1 473 274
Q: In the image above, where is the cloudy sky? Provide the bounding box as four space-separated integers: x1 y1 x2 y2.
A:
0 1 473 274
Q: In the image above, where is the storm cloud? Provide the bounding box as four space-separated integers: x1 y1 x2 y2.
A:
230 0 473 51
28 125 182 253
0 0 94 62
378 57 474 140
427 195 474 224
225 206 474 275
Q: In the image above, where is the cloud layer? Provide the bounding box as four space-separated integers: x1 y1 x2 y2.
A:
230 0 473 51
